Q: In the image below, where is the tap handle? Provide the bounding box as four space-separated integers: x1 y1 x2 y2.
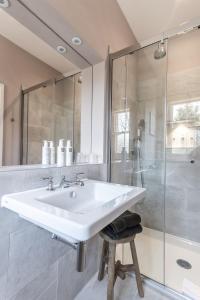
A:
42 176 53 181
75 172 85 180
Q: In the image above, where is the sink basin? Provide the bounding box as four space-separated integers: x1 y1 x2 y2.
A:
1 180 145 241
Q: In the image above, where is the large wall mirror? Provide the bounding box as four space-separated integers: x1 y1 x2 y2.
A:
0 3 100 168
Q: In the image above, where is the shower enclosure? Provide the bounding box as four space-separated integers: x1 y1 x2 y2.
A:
109 28 200 297
22 73 82 164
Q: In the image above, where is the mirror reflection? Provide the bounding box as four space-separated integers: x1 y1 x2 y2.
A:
0 9 93 167
22 73 84 165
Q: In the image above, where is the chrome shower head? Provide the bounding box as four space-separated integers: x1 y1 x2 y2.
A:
138 119 145 130
78 75 82 84
154 39 166 60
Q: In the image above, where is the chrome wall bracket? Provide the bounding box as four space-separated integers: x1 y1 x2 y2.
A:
51 233 87 272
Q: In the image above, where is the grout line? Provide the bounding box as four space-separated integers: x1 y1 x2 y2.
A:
36 280 57 300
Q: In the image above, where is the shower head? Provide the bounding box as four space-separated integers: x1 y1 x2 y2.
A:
154 39 166 60
138 119 145 130
137 119 145 139
78 75 82 84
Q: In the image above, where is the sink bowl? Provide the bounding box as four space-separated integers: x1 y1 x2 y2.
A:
1 180 145 241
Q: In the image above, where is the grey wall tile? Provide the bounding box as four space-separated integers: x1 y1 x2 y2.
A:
0 274 7 300
37 281 58 300
0 236 9 278
6 226 69 299
57 236 99 300
9 262 58 300
0 209 32 239
0 236 9 300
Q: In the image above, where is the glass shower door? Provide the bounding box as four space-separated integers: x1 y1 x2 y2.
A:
22 83 54 164
165 29 200 296
110 42 167 284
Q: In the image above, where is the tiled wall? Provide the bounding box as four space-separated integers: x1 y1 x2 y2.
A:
0 164 107 300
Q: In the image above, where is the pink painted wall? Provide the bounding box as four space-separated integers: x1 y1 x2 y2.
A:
0 34 61 165
48 0 138 58
22 0 138 60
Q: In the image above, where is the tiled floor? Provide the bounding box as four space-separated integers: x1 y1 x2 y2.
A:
75 274 183 300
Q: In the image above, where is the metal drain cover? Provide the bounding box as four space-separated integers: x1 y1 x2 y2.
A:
176 259 192 270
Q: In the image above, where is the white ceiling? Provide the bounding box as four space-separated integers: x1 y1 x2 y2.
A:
117 0 200 45
0 9 76 73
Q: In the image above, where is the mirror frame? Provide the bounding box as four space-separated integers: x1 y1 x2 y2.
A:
0 83 4 167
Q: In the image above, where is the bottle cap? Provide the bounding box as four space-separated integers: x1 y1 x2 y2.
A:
49 141 54 147
66 140 72 148
43 140 48 147
59 139 64 147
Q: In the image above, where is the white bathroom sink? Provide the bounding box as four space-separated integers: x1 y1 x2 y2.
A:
1 180 145 241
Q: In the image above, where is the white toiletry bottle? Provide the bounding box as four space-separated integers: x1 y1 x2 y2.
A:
42 140 50 165
66 140 73 166
49 141 55 165
57 139 65 166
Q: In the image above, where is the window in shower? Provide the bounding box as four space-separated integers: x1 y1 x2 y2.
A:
167 99 200 154
113 110 130 154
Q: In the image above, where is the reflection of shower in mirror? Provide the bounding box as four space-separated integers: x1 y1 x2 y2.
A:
137 119 145 138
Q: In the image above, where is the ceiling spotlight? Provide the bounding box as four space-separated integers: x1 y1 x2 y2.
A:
56 45 67 54
72 36 82 46
0 0 10 8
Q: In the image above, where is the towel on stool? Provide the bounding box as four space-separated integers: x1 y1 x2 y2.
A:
107 211 141 234
103 224 142 240
102 211 142 240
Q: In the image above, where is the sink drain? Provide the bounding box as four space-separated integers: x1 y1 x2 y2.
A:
176 259 192 270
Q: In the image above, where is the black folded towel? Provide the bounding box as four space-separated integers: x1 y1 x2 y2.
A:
106 211 141 234
103 224 143 240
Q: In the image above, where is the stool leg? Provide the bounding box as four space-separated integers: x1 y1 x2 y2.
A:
98 240 109 281
107 243 116 300
130 240 144 298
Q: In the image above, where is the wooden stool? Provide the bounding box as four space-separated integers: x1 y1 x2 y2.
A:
98 231 144 300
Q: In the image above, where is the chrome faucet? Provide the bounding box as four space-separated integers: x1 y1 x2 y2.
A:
75 172 85 186
59 173 85 188
59 175 67 189
42 176 55 191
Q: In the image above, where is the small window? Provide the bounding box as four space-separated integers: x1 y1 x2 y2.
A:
113 111 130 154
167 100 200 154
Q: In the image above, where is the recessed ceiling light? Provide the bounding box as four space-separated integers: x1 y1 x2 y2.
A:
0 0 10 8
56 45 67 54
72 36 82 46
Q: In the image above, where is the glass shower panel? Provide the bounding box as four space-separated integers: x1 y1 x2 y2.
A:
22 75 77 164
165 29 200 295
111 54 137 185
22 83 54 164
111 42 167 284
54 76 74 147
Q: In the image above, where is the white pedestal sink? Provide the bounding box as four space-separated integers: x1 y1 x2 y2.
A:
1 180 145 242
